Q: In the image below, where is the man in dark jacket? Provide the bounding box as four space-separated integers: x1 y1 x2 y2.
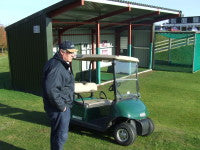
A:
42 40 78 150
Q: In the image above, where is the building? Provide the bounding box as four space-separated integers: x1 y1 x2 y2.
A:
157 16 200 31
6 0 181 94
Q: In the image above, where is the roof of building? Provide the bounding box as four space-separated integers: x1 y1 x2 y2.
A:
6 0 181 31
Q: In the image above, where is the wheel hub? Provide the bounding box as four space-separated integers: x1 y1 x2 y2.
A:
117 129 128 142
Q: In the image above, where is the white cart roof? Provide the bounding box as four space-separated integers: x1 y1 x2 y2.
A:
74 54 139 62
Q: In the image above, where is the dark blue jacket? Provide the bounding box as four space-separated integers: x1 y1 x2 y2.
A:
42 52 74 112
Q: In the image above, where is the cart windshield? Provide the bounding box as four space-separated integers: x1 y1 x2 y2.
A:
115 61 139 100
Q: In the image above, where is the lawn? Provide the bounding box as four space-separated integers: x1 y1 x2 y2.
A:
0 54 200 150
154 45 194 72
154 45 194 65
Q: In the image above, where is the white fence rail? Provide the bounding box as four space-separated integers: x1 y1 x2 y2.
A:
154 36 195 53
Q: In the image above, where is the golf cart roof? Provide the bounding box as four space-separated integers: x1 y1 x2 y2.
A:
75 54 139 62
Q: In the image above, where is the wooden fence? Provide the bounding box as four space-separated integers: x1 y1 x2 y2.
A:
154 36 195 53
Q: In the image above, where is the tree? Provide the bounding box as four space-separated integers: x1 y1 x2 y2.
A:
0 25 7 53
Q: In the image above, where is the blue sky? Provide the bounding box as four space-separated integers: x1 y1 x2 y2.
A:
0 0 199 26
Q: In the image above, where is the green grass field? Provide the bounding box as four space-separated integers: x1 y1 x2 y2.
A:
0 54 200 150
155 45 194 65
154 45 194 72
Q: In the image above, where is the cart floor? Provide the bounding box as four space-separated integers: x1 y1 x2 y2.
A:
71 116 112 132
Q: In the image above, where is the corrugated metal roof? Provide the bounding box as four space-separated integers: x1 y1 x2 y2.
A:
107 0 180 13
84 0 181 14
50 0 181 31
6 0 181 31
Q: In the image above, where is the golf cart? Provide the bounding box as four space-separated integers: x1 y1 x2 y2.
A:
71 54 154 146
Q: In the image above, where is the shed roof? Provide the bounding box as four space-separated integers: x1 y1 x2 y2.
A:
7 0 181 31
50 0 181 31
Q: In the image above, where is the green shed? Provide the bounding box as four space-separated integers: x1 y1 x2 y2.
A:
6 0 181 94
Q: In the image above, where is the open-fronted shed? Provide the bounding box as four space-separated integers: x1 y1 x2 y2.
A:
6 0 181 94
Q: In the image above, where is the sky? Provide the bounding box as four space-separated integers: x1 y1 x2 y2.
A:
0 0 199 26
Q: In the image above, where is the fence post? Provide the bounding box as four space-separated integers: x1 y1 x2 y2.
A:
186 37 189 45
149 43 153 69
168 38 172 49
168 38 172 63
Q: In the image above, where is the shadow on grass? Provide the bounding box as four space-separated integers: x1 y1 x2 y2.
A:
0 140 26 150
0 72 50 128
0 74 115 145
0 71 115 144
0 103 115 144
0 72 12 89
69 124 115 144
0 103 49 127
153 63 193 73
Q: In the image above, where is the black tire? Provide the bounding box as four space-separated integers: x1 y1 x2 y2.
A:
142 118 154 136
114 122 137 146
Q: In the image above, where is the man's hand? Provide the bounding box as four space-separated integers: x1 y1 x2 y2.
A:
63 107 66 112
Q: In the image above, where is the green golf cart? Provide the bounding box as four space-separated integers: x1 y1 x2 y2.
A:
71 54 154 146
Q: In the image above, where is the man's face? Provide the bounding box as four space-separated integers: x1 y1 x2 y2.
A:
60 50 75 62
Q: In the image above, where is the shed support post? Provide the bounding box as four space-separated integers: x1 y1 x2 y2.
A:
128 23 132 57
115 29 121 55
128 23 132 74
91 29 95 70
96 22 101 84
91 29 95 55
149 24 154 69
58 30 62 45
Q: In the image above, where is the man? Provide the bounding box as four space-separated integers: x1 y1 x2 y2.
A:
42 40 78 150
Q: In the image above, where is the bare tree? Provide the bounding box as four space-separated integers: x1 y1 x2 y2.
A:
0 25 7 53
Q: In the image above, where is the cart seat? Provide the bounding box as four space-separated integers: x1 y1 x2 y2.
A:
75 82 97 93
74 82 112 108
77 99 113 108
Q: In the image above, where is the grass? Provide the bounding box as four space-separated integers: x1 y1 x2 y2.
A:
155 45 194 65
154 45 194 72
0 54 200 150
154 33 169 42
154 33 195 73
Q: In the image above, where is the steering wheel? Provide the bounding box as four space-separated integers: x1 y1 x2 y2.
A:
99 91 107 99
108 84 114 91
108 82 123 99
108 82 121 91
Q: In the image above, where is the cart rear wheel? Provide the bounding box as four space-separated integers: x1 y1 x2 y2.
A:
114 122 137 146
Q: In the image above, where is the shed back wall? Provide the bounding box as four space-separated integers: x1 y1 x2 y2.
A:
60 29 116 54
121 30 151 67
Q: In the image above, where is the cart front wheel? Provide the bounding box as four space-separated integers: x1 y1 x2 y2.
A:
142 118 154 136
114 122 137 146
